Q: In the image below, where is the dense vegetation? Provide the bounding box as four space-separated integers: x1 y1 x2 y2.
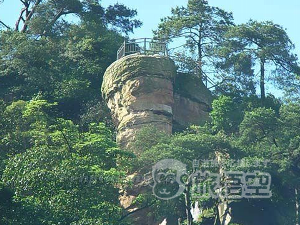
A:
0 0 300 224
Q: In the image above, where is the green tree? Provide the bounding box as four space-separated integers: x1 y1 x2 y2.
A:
155 0 233 77
0 24 121 119
130 126 234 224
0 0 141 35
239 107 278 147
218 20 300 103
235 104 300 224
1 99 131 224
210 95 243 134
0 0 142 119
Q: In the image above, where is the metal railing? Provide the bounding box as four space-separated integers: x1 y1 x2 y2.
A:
116 38 221 89
177 67 218 89
117 38 168 60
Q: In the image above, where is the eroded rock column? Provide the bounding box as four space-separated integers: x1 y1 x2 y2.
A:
102 54 176 148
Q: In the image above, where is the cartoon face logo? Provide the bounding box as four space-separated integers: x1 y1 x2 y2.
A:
152 159 186 200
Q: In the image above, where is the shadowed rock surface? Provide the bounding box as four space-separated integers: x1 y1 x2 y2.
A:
173 72 212 132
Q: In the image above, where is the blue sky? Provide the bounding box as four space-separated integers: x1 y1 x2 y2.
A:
100 0 300 57
1 0 299 96
1 0 299 56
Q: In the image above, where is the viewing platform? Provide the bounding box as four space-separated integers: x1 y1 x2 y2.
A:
117 38 168 60
115 37 217 89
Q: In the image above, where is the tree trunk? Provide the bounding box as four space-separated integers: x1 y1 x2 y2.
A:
197 41 202 79
296 188 299 225
21 0 42 32
184 183 193 225
216 152 232 225
260 59 266 104
178 218 182 225
197 25 203 78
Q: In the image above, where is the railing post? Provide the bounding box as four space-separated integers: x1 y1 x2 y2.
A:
123 39 126 57
144 38 146 54
165 44 168 57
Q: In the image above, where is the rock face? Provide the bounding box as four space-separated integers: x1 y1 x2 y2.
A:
102 54 212 224
102 54 292 225
102 54 212 148
173 72 212 131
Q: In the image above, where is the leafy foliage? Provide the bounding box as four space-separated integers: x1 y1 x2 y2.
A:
0 100 131 224
216 20 300 101
155 0 234 76
1 0 300 224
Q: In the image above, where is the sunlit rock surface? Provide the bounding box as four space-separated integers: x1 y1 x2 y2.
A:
102 54 212 148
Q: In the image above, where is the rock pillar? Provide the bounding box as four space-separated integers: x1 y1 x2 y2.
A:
102 54 176 147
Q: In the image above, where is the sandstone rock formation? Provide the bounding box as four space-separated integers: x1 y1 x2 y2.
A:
173 72 212 131
102 54 293 225
102 53 212 148
101 54 213 224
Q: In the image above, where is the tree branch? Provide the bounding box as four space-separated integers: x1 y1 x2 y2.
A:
59 129 74 153
42 9 76 35
21 0 42 32
119 201 156 221
0 20 11 29
15 7 26 31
